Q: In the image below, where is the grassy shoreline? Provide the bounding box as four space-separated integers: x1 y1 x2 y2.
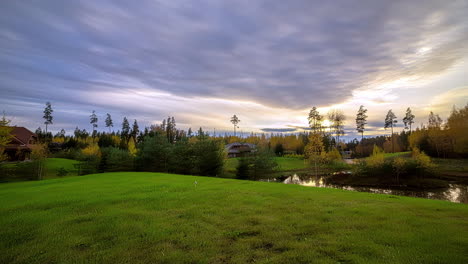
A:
1 172 467 263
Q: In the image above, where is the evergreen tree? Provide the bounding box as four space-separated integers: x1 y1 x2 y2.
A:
43 102 53 133
131 119 139 144
384 110 398 153
230 115 240 136
355 105 368 141
105 113 113 132
402 107 415 133
121 117 130 144
308 107 323 133
188 127 193 138
90 110 98 138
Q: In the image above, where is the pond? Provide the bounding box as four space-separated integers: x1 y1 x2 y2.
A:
262 174 468 203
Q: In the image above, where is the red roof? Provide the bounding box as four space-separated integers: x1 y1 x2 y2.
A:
3 127 37 150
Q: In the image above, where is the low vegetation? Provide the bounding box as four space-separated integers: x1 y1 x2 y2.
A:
1 172 467 263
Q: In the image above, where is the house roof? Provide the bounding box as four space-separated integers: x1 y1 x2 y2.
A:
2 126 37 147
225 142 257 150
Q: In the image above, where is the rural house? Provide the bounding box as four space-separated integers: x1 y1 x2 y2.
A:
4 127 37 161
225 142 256 158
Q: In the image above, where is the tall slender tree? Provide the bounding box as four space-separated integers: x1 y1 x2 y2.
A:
402 107 415 133
105 113 113 132
121 117 130 144
131 119 139 143
43 102 53 133
328 109 345 146
355 105 368 141
384 109 398 153
230 115 240 137
428 111 442 129
308 107 323 133
90 110 98 138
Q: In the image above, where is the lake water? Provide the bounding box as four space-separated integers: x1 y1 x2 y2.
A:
262 174 468 203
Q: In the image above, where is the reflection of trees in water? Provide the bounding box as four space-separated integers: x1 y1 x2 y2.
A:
279 174 468 203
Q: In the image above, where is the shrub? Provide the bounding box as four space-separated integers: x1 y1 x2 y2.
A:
57 167 68 177
105 147 134 172
367 145 385 168
236 157 250 179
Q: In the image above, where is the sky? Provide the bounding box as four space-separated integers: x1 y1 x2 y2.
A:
1 0 467 139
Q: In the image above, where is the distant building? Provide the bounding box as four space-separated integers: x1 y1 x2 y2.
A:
3 127 37 161
225 142 256 158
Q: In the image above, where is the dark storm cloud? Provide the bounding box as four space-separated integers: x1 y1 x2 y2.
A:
1 0 467 130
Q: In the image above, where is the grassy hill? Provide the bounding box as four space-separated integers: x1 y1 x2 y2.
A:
0 172 467 263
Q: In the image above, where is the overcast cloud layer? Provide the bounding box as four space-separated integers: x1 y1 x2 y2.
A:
1 0 467 137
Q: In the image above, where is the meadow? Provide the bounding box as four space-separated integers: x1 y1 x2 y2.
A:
1 172 467 263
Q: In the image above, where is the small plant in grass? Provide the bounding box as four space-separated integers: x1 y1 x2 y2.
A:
56 167 68 177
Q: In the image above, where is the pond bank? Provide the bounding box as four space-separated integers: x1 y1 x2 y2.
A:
262 173 468 203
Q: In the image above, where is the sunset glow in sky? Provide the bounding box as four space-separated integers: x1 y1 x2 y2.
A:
1 0 467 138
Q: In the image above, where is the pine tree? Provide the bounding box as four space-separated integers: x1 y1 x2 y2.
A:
355 105 368 141
131 119 139 144
43 102 53 133
308 107 323 133
402 107 415 133
230 115 240 136
188 127 193 138
121 117 130 144
90 110 98 137
384 110 398 153
105 113 113 132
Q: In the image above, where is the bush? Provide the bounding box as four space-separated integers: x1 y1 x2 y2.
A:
236 149 278 180
236 157 250 179
57 167 68 177
102 147 134 172
367 145 385 168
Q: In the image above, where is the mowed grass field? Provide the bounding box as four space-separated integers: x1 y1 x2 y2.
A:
1 172 467 263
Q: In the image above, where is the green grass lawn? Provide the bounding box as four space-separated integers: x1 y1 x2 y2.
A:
225 157 309 173
43 158 80 179
1 158 80 181
383 151 411 158
1 172 467 263
433 158 468 174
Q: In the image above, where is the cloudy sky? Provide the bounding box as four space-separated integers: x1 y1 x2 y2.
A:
1 0 467 138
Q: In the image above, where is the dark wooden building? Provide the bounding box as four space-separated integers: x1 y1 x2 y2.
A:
225 142 256 158
4 127 37 161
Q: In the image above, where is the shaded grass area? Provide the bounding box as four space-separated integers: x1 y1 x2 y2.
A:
0 158 80 181
43 158 80 178
0 172 467 263
225 157 309 173
382 152 411 158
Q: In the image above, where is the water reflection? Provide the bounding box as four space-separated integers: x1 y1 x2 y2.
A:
263 174 468 203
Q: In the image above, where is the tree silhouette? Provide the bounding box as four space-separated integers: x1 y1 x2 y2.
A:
356 105 368 141
384 110 397 153
230 115 240 137
403 107 415 133
43 102 53 133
